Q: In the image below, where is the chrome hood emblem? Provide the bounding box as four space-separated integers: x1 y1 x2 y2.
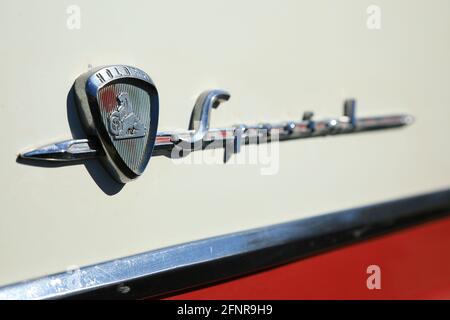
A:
18 64 414 185
73 65 158 183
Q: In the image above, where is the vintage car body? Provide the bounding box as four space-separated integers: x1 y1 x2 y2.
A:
0 0 449 299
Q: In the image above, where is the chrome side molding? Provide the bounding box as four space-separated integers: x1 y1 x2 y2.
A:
19 139 100 162
153 92 413 163
20 92 414 162
0 189 448 299
18 65 414 183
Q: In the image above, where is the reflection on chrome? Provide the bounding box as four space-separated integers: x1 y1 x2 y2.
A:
19 89 414 165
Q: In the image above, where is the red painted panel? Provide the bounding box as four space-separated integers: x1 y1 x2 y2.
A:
168 216 450 299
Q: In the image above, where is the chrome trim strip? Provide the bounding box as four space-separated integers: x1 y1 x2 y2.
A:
1 189 449 300
19 139 99 161
19 90 413 164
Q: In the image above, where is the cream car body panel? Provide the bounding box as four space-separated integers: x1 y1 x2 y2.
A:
0 0 449 286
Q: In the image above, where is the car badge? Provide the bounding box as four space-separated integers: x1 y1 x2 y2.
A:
18 65 414 184
72 65 158 183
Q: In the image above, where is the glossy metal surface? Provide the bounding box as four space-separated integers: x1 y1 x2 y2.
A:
0 189 448 300
73 65 159 183
19 92 413 164
180 89 230 144
108 92 147 140
20 139 99 161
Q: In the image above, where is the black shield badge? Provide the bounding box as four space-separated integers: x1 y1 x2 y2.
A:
74 65 159 183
